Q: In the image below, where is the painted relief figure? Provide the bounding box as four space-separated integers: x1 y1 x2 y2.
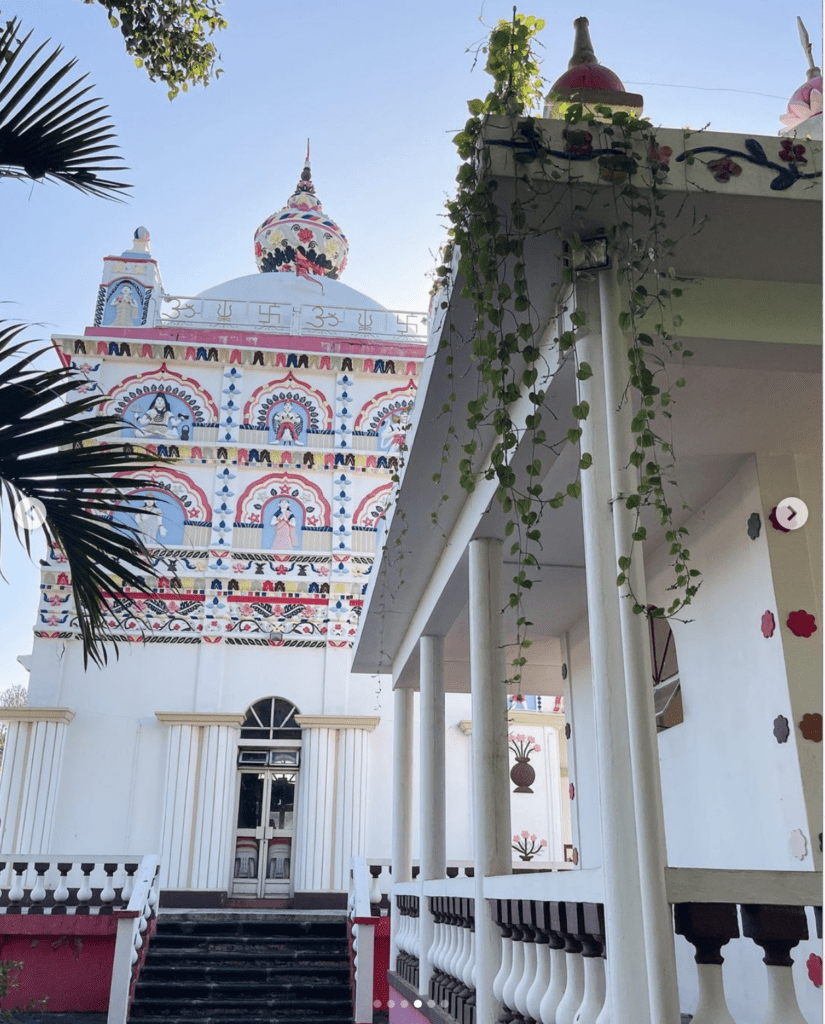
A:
117 490 186 547
378 408 410 451
271 499 298 549
136 394 184 439
262 497 303 551
269 401 305 445
110 284 140 327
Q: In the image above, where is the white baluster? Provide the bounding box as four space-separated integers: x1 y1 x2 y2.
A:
8 864 26 905
54 864 71 906
761 964 808 1024
540 942 568 1024
502 928 525 1018
527 938 551 1023
675 903 739 1024
556 949 585 1024
76 863 93 907
492 907 514 1008
575 957 606 1024
690 964 737 1024
30 863 48 904
100 863 117 905
413 902 421 958
514 927 537 1020
368 868 381 911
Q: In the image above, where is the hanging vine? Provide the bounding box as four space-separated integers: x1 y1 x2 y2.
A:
433 12 701 682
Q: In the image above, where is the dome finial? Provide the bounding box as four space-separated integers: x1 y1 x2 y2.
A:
797 16 821 80
569 16 598 68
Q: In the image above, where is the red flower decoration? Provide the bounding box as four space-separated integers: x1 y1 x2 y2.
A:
297 227 314 245
254 241 262 257
780 139 807 164
563 128 593 156
761 610 776 638
648 142 673 168
807 953 822 988
708 157 742 182
569 782 575 801
769 506 791 532
799 713 823 743
787 610 817 638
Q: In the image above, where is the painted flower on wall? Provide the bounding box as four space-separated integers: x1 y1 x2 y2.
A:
707 157 742 182
511 831 548 861
787 610 817 638
798 713 823 743
772 715 790 744
768 506 790 532
761 611 776 638
747 512 761 540
779 140 807 164
807 954 822 988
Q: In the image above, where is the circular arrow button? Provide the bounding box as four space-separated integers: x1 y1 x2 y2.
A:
775 497 809 531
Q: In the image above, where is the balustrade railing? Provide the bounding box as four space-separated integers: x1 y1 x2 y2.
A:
349 856 378 1024
107 855 160 1024
387 868 821 1024
0 855 153 914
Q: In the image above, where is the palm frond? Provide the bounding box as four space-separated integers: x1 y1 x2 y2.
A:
0 19 129 198
0 322 166 666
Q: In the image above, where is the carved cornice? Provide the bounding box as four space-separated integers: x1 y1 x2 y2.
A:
155 712 246 727
294 715 380 731
0 707 75 724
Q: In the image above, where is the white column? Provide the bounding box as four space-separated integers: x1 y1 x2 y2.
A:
419 634 446 993
155 712 244 890
574 278 652 1022
293 715 379 894
391 686 414 971
0 708 74 854
468 538 512 1024
598 267 680 1022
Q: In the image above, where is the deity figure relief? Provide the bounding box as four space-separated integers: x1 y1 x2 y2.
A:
272 402 304 445
270 499 299 549
136 394 184 439
134 497 168 544
378 408 410 451
110 284 140 327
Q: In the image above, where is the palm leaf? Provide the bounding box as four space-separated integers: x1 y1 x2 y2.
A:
0 322 165 666
0 19 129 198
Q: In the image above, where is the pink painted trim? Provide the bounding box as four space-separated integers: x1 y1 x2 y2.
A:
83 326 426 358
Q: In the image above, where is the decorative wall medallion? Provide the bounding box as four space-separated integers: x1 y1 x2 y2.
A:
787 610 818 638
768 506 791 533
569 782 575 801
789 828 808 861
747 512 761 540
798 713 823 742
508 733 540 793
806 953 822 988
561 663 568 680
565 722 571 740
707 156 742 182
761 611 775 638
571 848 579 865
773 715 790 744
511 830 548 861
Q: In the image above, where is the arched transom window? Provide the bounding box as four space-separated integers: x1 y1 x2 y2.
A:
240 697 301 741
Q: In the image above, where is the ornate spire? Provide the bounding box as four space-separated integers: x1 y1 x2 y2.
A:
253 145 349 279
779 16 822 138
568 16 598 68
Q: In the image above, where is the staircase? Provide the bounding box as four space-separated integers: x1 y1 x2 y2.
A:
128 912 353 1023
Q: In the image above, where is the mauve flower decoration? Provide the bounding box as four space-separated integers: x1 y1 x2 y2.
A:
747 512 761 540
773 715 790 743
787 610 818 638
807 953 822 988
569 782 575 801
768 507 790 533
798 713 823 743
761 611 776 638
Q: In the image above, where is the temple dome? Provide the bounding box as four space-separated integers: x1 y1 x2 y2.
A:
196 272 386 311
544 17 643 117
254 147 349 279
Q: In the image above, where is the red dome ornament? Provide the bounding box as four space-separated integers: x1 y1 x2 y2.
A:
544 17 643 119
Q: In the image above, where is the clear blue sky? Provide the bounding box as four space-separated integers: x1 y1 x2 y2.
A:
0 0 820 690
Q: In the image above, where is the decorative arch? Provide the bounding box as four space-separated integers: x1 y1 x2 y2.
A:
104 364 220 436
354 379 417 433
114 467 211 522
240 697 302 740
244 372 333 434
235 472 332 529
353 483 393 529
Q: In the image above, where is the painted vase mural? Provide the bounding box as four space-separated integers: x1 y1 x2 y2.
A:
509 733 541 794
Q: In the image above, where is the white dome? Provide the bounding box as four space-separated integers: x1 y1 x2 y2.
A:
195 272 387 311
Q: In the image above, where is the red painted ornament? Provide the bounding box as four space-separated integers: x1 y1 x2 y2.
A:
761 611 776 638
569 782 575 801
768 506 791 533
799 713 823 743
807 953 822 988
787 610 818 638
